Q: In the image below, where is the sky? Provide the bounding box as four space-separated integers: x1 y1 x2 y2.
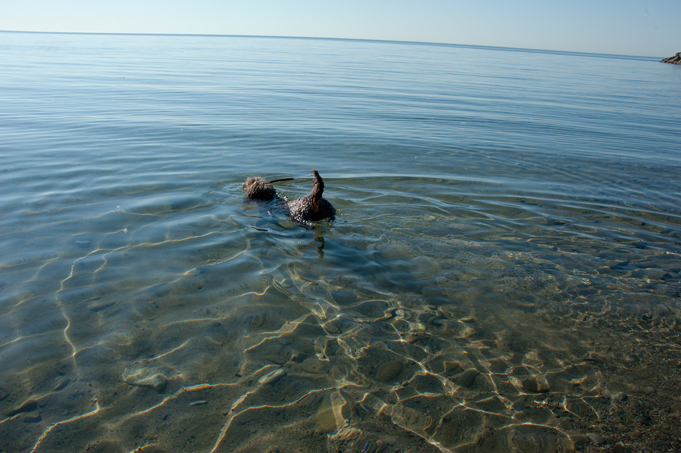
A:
0 0 678 57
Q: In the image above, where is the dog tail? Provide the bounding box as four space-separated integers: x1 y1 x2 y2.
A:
310 169 324 212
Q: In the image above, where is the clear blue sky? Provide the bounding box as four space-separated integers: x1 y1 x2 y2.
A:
1 0 678 57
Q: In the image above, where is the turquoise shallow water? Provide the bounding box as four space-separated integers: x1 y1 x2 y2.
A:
0 32 680 452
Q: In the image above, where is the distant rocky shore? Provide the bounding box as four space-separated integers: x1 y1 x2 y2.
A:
661 52 681 64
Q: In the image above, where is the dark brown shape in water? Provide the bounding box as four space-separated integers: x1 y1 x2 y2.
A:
242 176 276 201
287 169 336 223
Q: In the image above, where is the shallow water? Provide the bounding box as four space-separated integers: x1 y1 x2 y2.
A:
0 32 680 452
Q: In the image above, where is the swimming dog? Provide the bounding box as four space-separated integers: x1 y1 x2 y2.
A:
242 170 335 222
287 169 335 223
242 176 276 201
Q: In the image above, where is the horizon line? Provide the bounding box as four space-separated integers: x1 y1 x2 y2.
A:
0 29 659 60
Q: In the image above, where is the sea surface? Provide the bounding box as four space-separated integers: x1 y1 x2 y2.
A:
0 31 680 452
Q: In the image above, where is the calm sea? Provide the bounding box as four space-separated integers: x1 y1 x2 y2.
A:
1 31 680 452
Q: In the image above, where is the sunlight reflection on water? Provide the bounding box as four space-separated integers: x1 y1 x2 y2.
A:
0 32 680 452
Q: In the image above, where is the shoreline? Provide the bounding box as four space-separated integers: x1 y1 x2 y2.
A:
661 52 681 64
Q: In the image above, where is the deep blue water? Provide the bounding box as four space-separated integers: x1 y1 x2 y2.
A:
0 31 680 452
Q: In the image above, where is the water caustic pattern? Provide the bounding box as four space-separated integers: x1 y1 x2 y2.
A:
1 32 680 453
1 168 679 453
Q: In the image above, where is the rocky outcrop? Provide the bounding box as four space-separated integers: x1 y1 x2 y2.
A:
661 52 681 65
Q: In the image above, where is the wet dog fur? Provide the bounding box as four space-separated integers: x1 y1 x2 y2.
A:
242 170 335 223
242 176 276 201
287 170 335 223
